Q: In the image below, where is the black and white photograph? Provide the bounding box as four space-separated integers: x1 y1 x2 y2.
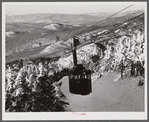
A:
2 1 147 120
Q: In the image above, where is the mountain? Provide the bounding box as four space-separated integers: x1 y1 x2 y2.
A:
5 10 144 61
6 10 144 24
6 13 108 25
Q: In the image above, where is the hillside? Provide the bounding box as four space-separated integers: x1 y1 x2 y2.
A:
60 72 144 111
6 10 144 62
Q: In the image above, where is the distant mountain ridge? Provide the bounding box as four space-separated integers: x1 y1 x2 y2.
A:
6 10 143 24
6 13 106 24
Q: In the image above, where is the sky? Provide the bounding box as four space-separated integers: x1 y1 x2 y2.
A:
3 2 146 15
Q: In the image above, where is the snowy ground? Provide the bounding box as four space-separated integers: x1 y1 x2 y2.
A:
60 71 144 112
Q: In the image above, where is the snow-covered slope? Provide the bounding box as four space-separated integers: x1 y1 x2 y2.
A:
57 43 99 69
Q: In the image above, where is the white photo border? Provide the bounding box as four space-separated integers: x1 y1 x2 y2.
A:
2 1 148 120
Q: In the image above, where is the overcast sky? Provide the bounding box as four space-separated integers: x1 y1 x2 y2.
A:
3 2 146 15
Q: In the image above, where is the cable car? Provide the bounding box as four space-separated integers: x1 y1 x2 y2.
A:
69 37 92 95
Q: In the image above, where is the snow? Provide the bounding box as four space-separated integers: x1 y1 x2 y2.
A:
43 23 60 30
57 43 99 69
35 20 52 23
73 24 81 27
97 30 107 35
32 43 40 48
60 72 144 111
114 29 120 33
6 31 15 37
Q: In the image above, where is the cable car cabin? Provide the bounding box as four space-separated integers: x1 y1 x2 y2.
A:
69 64 92 95
69 37 92 95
